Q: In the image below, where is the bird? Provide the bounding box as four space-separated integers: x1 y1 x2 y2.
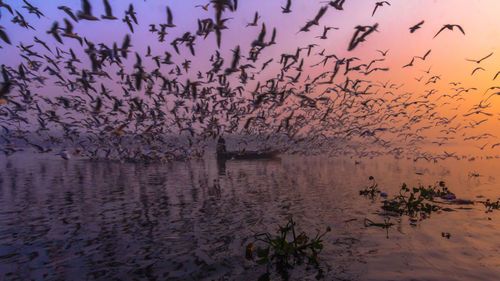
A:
372 1 390 17
493 71 500 80
46 21 63 44
282 0 292 13
376 49 389 56
101 0 117 20
0 25 10 45
415 49 431 60
316 26 338 39
22 0 44 18
323 0 346 10
246 11 260 27
195 3 210 11
57 6 78 22
409 20 424 33
402 57 414 68
166 6 176 28
77 0 99 21
433 24 465 38
471 67 485 75
465 52 493 64
0 80 11 104
61 19 83 45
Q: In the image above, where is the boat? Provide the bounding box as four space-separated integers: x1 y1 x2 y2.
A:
216 150 280 160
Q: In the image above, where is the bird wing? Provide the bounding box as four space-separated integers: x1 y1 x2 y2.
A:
167 6 173 23
479 52 493 62
455 24 465 35
493 71 500 80
372 4 378 16
64 18 73 33
433 26 446 38
103 0 113 16
314 6 328 22
0 27 11 44
82 0 91 14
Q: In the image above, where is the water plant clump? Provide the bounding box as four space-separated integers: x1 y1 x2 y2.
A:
480 199 500 213
246 217 331 280
381 181 454 220
359 176 380 199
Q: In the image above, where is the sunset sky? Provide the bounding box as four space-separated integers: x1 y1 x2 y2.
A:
1 0 500 154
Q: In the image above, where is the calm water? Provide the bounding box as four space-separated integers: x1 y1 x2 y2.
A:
1 153 500 280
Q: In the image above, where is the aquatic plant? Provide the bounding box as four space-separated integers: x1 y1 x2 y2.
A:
364 217 394 238
246 217 331 280
381 181 453 220
359 176 380 199
480 199 500 212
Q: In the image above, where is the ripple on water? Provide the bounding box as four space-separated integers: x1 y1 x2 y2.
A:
2 153 500 280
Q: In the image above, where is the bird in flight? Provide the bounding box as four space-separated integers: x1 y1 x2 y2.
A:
101 0 117 20
471 67 485 75
409 20 424 33
372 1 390 17
166 6 176 28
246 11 260 27
415 49 431 60
493 71 500 80
376 49 389 56
323 0 346 10
0 25 10 45
402 57 414 68
465 52 493 64
58 6 78 22
282 0 292 13
433 24 465 38
77 0 99 21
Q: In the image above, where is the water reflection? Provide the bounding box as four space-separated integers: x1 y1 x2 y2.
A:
1 153 500 280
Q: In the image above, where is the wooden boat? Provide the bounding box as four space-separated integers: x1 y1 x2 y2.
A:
216 150 280 160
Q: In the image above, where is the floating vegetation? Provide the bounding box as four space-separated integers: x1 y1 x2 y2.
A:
479 199 500 213
364 217 394 238
246 217 331 280
359 176 380 199
380 181 454 221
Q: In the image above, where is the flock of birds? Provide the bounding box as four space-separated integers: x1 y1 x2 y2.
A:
0 0 499 162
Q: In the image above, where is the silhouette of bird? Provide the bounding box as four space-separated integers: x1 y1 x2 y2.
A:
493 71 500 80
195 3 210 11
58 6 78 22
433 24 465 38
466 52 493 64
46 21 63 44
77 0 99 21
402 57 414 68
282 0 292 13
415 49 431 60
101 0 117 20
166 6 176 28
372 1 390 16
247 11 260 27
377 49 389 56
409 20 424 33
0 25 10 45
471 67 485 75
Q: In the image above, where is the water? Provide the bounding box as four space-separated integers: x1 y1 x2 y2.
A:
1 153 500 280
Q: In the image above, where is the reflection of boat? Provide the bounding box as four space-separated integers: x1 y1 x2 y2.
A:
216 150 280 160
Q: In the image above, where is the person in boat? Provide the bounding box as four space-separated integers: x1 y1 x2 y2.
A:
216 136 227 154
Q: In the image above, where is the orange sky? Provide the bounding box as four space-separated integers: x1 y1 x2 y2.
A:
2 0 500 155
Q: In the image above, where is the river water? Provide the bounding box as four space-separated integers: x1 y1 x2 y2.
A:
1 153 500 280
